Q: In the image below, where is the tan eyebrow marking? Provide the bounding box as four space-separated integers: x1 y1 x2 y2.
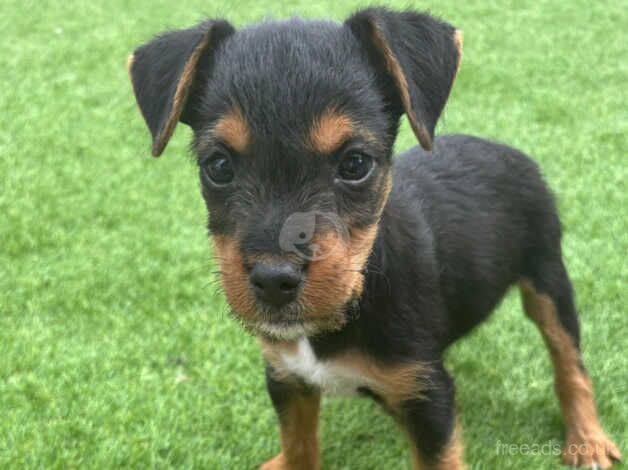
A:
210 107 251 153
308 109 355 155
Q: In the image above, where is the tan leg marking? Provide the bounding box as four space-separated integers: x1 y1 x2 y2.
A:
211 235 257 320
259 392 321 470
520 279 621 468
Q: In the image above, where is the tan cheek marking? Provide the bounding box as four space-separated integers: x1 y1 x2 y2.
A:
300 232 355 317
370 22 431 151
303 224 377 317
519 279 621 467
299 224 378 318
308 109 354 154
211 107 251 154
212 235 256 319
346 224 379 299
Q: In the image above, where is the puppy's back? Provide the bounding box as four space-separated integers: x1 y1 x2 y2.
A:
389 134 561 341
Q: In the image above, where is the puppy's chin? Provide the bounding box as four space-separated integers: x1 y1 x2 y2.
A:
243 309 350 342
253 321 314 342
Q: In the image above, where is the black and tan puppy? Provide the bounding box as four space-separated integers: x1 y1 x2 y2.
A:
128 8 621 469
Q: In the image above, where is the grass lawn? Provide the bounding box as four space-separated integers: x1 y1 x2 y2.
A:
1 0 626 468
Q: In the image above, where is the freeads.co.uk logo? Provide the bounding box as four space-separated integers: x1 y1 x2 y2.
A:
278 211 348 261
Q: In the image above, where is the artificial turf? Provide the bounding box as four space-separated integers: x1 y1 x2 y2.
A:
0 0 626 468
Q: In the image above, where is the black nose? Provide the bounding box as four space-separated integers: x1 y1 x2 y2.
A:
249 262 302 308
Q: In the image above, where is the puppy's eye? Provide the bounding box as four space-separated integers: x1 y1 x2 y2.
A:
202 151 234 186
337 152 374 183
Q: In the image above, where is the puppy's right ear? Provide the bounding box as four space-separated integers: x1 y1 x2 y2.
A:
346 9 462 151
128 20 235 157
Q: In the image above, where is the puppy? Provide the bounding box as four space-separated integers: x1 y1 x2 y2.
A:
128 8 621 469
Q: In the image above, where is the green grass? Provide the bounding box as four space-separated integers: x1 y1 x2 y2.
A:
1 0 626 468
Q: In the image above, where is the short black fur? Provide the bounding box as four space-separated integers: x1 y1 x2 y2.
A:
129 7 619 468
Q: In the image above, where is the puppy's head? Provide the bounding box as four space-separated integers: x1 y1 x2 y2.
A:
129 8 462 341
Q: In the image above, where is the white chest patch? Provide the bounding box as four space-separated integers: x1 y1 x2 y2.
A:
277 338 371 396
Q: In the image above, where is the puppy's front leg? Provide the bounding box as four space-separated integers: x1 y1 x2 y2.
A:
260 365 321 470
394 365 466 470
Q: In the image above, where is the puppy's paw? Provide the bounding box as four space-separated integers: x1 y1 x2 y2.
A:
562 432 622 468
259 453 286 470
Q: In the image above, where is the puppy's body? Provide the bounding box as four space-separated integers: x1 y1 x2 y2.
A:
284 135 556 365
129 8 621 469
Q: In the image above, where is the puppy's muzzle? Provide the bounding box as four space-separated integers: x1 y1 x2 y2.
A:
249 262 303 309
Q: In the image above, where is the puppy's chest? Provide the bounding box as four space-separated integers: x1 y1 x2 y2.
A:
273 338 371 396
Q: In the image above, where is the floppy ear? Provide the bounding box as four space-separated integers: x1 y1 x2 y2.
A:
346 8 462 150
128 20 235 157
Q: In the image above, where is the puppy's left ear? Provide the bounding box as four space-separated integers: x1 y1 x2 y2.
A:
128 20 235 157
346 8 462 150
